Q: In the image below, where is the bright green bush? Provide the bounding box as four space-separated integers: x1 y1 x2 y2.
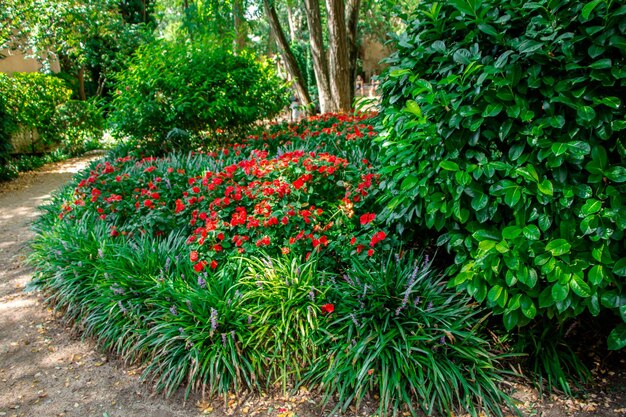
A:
108 38 290 152
377 0 626 348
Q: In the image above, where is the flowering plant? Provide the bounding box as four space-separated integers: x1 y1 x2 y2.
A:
58 113 391 271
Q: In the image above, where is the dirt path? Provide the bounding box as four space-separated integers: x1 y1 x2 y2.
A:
0 155 624 417
0 155 202 417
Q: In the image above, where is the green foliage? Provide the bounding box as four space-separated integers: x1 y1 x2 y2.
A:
309 252 515 417
108 38 290 152
29 114 516 414
377 0 626 346
0 73 105 181
236 254 329 392
515 320 591 396
0 72 72 148
50 98 105 154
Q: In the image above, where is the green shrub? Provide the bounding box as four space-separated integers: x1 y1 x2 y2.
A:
108 38 290 152
0 72 72 149
308 252 515 417
50 98 104 155
377 0 626 349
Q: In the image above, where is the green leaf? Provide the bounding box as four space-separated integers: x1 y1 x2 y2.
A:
589 58 612 69
545 239 572 256
552 283 569 302
483 104 503 117
537 179 554 196
614 258 626 277
518 39 543 54
577 106 596 122
450 0 477 16
588 265 606 285
518 267 538 288
580 199 602 216
581 0 604 19
605 166 626 182
439 160 460 171
520 296 537 319
502 226 522 239
400 175 419 191
570 275 592 298
601 291 624 308
504 186 522 207
601 96 621 109
539 287 555 308
523 225 541 240
608 324 626 350
405 100 422 117
538 214 552 231
471 193 489 211
551 142 569 156
488 284 508 308
503 310 518 331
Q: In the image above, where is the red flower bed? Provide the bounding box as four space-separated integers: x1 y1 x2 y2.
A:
60 113 388 270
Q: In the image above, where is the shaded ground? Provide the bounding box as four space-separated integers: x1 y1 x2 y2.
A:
0 155 624 417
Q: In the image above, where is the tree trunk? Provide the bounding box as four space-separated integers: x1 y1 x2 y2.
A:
346 0 361 106
263 0 312 111
77 65 86 100
326 0 352 112
233 0 247 53
303 0 332 113
286 7 298 42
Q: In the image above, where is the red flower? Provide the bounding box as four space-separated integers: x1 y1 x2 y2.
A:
256 236 271 247
293 177 305 189
210 260 218 269
350 237 356 245
370 231 387 247
367 248 374 257
175 199 185 213
193 261 206 272
321 303 335 314
360 213 376 225
144 199 154 208
190 251 199 262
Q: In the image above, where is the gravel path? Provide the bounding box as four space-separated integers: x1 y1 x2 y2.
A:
0 155 201 417
0 155 623 417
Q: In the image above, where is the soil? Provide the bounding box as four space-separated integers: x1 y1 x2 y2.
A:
0 155 624 417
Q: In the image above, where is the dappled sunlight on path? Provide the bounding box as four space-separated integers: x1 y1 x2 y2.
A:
0 154 203 417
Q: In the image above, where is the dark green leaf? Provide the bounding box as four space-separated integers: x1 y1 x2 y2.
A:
605 166 626 183
581 199 602 216
614 258 626 277
581 0 604 19
608 324 626 350
577 106 596 122
552 283 569 302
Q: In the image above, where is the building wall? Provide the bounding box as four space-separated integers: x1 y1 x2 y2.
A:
361 37 392 83
0 48 60 74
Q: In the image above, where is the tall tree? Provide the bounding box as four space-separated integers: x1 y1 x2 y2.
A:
325 0 351 111
299 0 360 112
263 0 312 109
302 0 332 112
